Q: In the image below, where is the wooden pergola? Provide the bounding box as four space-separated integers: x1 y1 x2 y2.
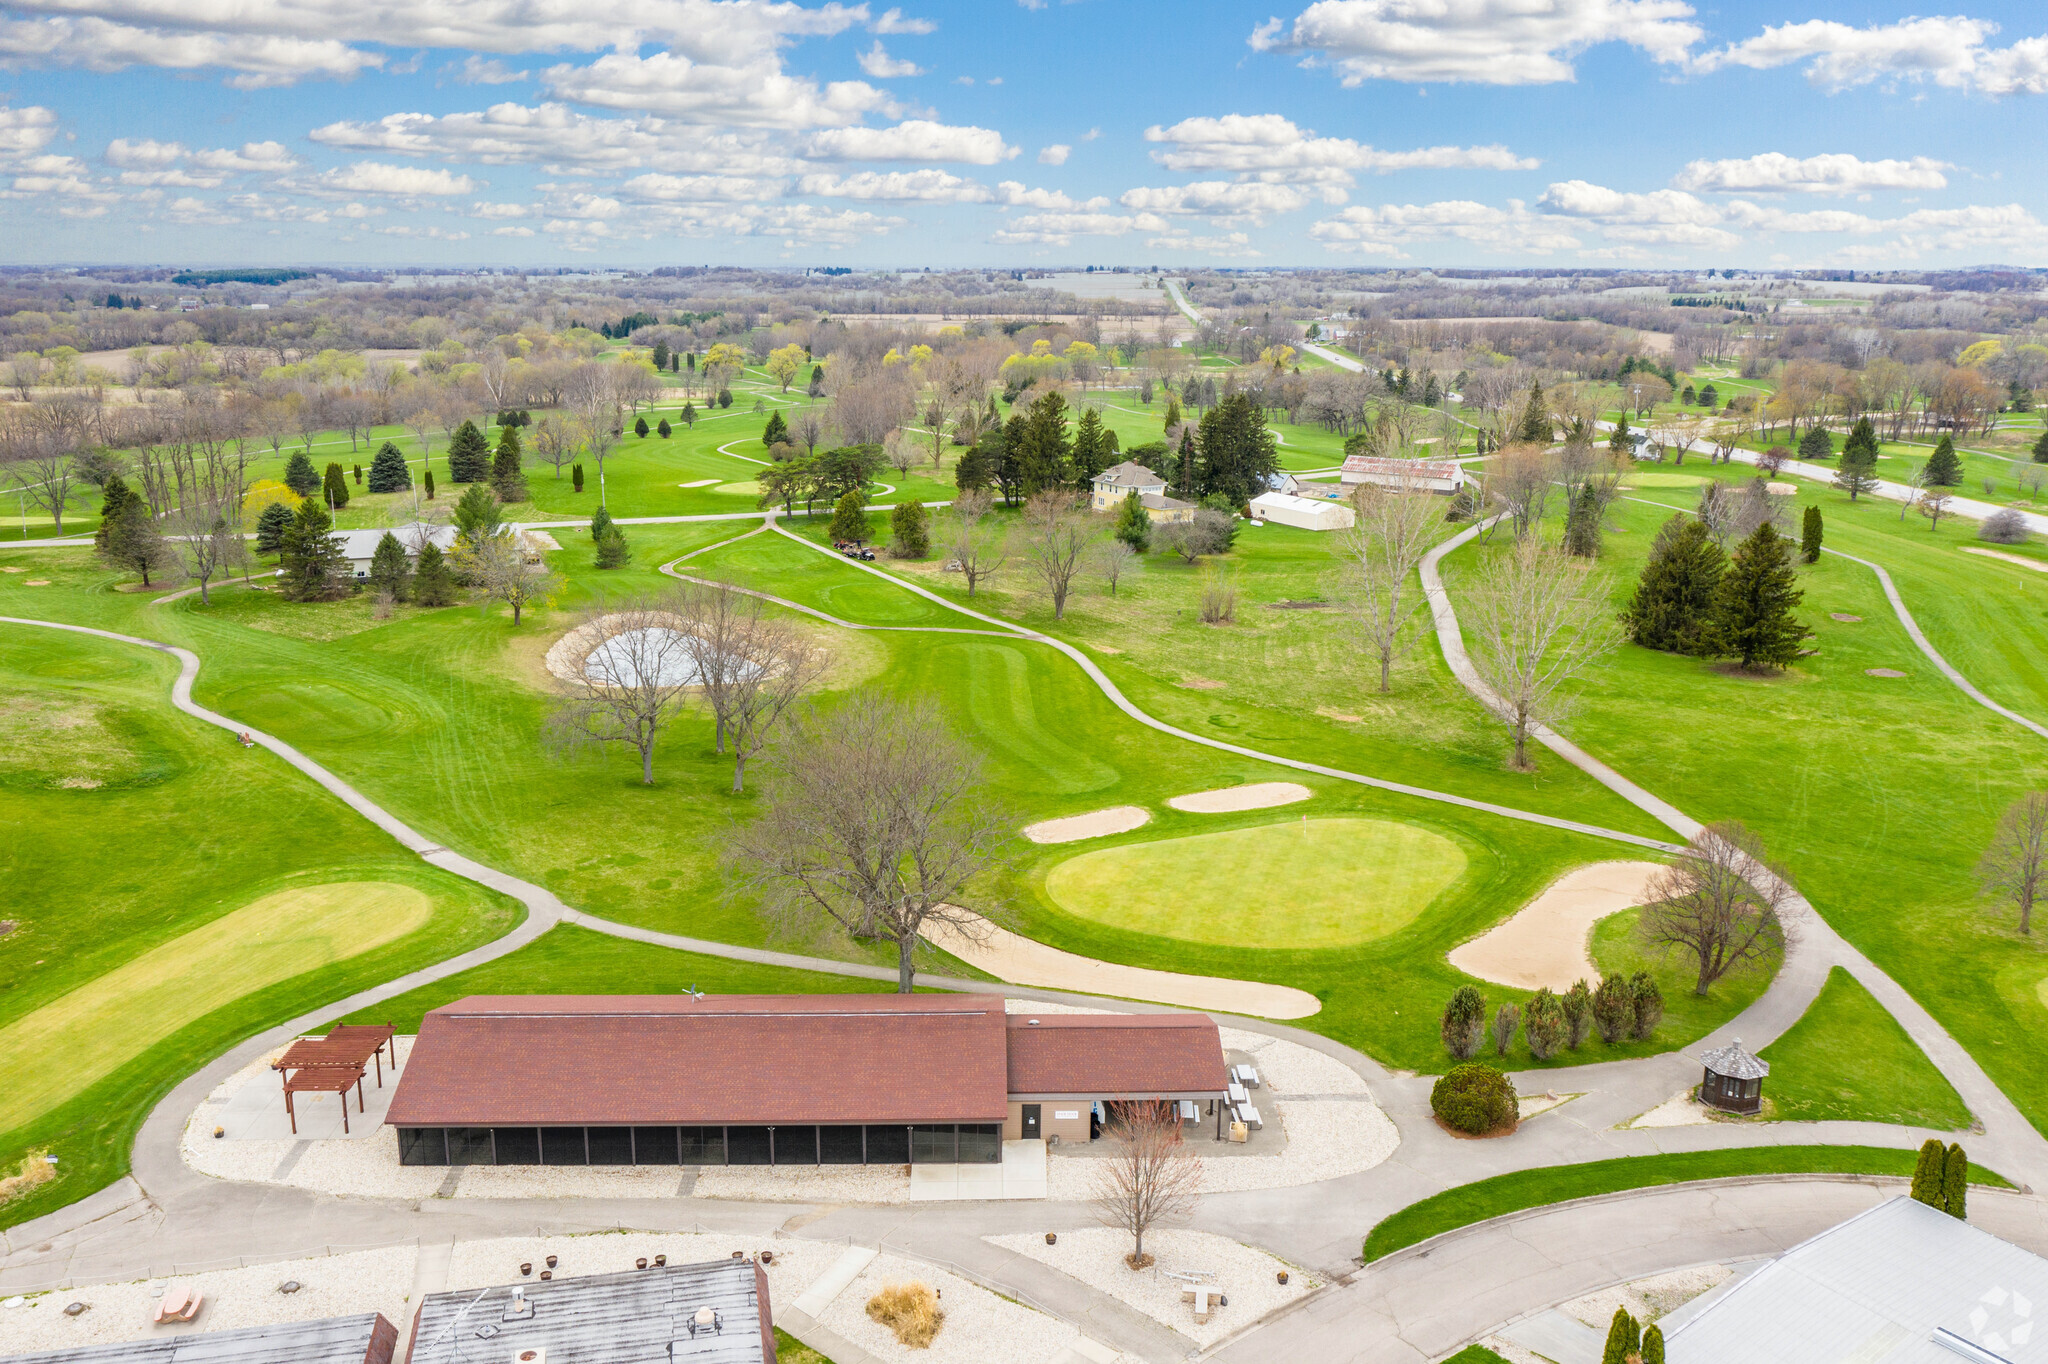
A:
271 1022 399 1134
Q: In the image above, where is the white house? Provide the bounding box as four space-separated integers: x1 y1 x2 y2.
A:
1249 491 1355 532
335 524 459 580
1090 460 1168 512
1340 455 1465 495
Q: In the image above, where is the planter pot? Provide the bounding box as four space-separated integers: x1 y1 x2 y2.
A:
1277 1271 1289 1285
1045 1233 1057 1246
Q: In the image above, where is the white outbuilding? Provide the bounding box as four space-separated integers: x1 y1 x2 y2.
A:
334 523 459 581
1248 491 1356 532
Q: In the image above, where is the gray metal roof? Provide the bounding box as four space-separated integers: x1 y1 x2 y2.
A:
1670 1196 2048 1364
0 1311 389 1364
1699 1037 1770 1080
407 1257 769 1364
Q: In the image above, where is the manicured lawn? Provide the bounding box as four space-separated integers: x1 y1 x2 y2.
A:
1442 1349 1511 1364
774 1328 836 1364
1361 1147 2014 1262
1758 967 1972 1129
1043 817 1469 949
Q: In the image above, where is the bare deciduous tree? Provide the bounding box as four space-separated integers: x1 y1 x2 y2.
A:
832 374 914 447
671 579 830 791
456 530 558 626
1337 478 1444 692
728 692 1015 991
547 595 703 784
1461 538 1624 770
1091 1104 1203 1269
1093 536 1138 597
137 443 251 604
1639 821 1797 995
1016 489 1091 620
948 488 1006 596
1490 446 1555 540
1980 792 2048 935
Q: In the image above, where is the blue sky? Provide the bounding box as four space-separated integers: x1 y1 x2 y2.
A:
0 0 2044 267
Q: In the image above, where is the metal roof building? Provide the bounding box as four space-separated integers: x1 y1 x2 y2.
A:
0 1312 396 1364
405 1256 772 1364
1668 1196 2048 1364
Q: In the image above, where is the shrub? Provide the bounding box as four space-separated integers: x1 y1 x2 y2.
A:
1944 1142 1968 1220
282 450 320 496
321 461 350 509
1601 1307 1640 1364
866 1282 943 1348
1197 568 1237 623
634 415 649 438
1441 986 1486 1060
1629 973 1664 1040
1641 1323 1666 1364
1490 1003 1520 1056
1591 975 1635 1043
1430 1063 1517 1135
423 469 435 500
891 499 930 559
1981 507 2030 545
352 464 363 485
1561 980 1593 1050
595 525 631 569
1797 426 1833 461
1525 988 1566 1060
572 464 584 493
590 504 613 542
657 418 672 438
1910 1138 1945 1209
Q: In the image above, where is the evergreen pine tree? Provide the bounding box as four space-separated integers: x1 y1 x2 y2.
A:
352 464 363 485
411 540 455 606
255 499 294 554
1835 439 1880 501
366 441 411 493
1680 384 1696 405
490 439 527 503
1518 381 1551 444
1440 986 1486 1060
94 475 138 555
890 499 930 559
1800 505 1824 563
1194 392 1280 505
1944 1143 1969 1220
634 415 650 438
2032 429 2048 464
1601 1307 1640 1364
763 410 788 446
98 495 177 586
1910 1138 1946 1209
594 524 631 568
322 461 350 509
1173 427 1199 502
278 500 347 601
1162 395 1182 431
1842 415 1879 466
954 436 995 492
652 340 670 371
657 418 672 438
1608 413 1633 460
367 531 411 601
681 402 697 427
445 420 492 483
1071 406 1110 481
1623 515 1726 654
282 450 320 497
590 504 613 543
1699 382 1719 407
716 387 733 409
1014 391 1073 496
1925 433 1963 487
1640 1324 1665 1364
1563 482 1603 557
829 489 870 545
1798 426 1833 461
1709 522 1808 671
1115 489 1151 552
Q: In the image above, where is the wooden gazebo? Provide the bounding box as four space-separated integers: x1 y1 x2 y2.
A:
1699 1037 1769 1114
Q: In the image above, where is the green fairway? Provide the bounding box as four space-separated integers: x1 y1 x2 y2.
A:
1362 1147 2015 1262
1043 817 1469 949
0 882 432 1133
1758 967 1972 1128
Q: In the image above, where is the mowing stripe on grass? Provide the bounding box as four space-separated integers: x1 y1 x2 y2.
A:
1361 1147 2014 1262
0 882 432 1134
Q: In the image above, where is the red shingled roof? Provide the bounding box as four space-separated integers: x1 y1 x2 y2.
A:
386 995 1010 1126
1005 1012 1229 1098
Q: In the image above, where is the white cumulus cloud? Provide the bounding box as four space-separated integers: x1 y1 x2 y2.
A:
1672 151 1951 194
1251 0 1702 85
541 51 894 128
455 55 528 84
1692 15 2048 95
0 16 380 86
870 7 935 34
1309 199 1583 256
803 119 1016 163
798 168 988 200
856 40 922 77
1144 114 1536 191
1037 143 1070 165
1118 180 1311 225
314 161 478 196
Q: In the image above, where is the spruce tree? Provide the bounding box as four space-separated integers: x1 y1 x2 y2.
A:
717 387 732 409
1563 482 1603 557
1709 522 1808 671
1699 382 1718 407
278 500 346 601
1162 395 1182 431
1910 1138 1945 1209
829 489 870 545
954 436 994 492
681 402 697 427
445 419 492 483
255 499 294 554
1518 381 1551 444
490 439 527 503
1800 505 1823 563
411 540 455 606
890 499 930 559
1071 406 1110 481
1607 413 1633 460
590 504 613 543
1115 489 1151 552
657 417 672 438
1601 1309 1640 1364
1925 433 1963 487
2033 429 2048 464
1842 415 1879 467
1195 392 1280 505
1623 515 1726 654
453 484 502 545
763 410 788 446
366 441 411 493
634 415 650 438
1835 439 1880 501
1944 1142 1969 1220
367 531 411 601
1640 1324 1666 1364
282 450 320 496
98 495 177 586
322 461 350 509
594 524 631 568
1798 425 1833 461
94 475 138 555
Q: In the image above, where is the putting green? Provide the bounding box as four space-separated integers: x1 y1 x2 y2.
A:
1044 817 1467 949
1620 471 1706 488
0 882 433 1133
715 481 763 496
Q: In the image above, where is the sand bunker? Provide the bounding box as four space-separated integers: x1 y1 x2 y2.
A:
1867 668 1909 678
1024 806 1150 844
1448 861 1666 992
921 911 1320 1019
545 612 720 687
679 479 720 488
1830 613 1862 622
1168 782 1312 814
1767 482 1799 496
1964 547 2048 572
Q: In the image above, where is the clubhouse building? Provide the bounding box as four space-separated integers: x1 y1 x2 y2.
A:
385 994 1230 1167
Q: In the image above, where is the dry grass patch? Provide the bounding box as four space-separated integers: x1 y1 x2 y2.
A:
866 1281 944 1348
0 1150 54 1206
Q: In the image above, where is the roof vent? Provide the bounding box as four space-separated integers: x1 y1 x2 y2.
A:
512 1350 546 1364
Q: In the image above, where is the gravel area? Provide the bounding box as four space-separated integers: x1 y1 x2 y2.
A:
453 1164 684 1200
1626 1090 1714 1128
695 1164 910 1203
1480 1263 1733 1362
285 1127 445 1200
817 1251 1118 1364
1217 1027 1371 1096
1047 1099 1396 1199
0 1247 416 1355
445 1232 842 1301
986 1228 1314 1348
